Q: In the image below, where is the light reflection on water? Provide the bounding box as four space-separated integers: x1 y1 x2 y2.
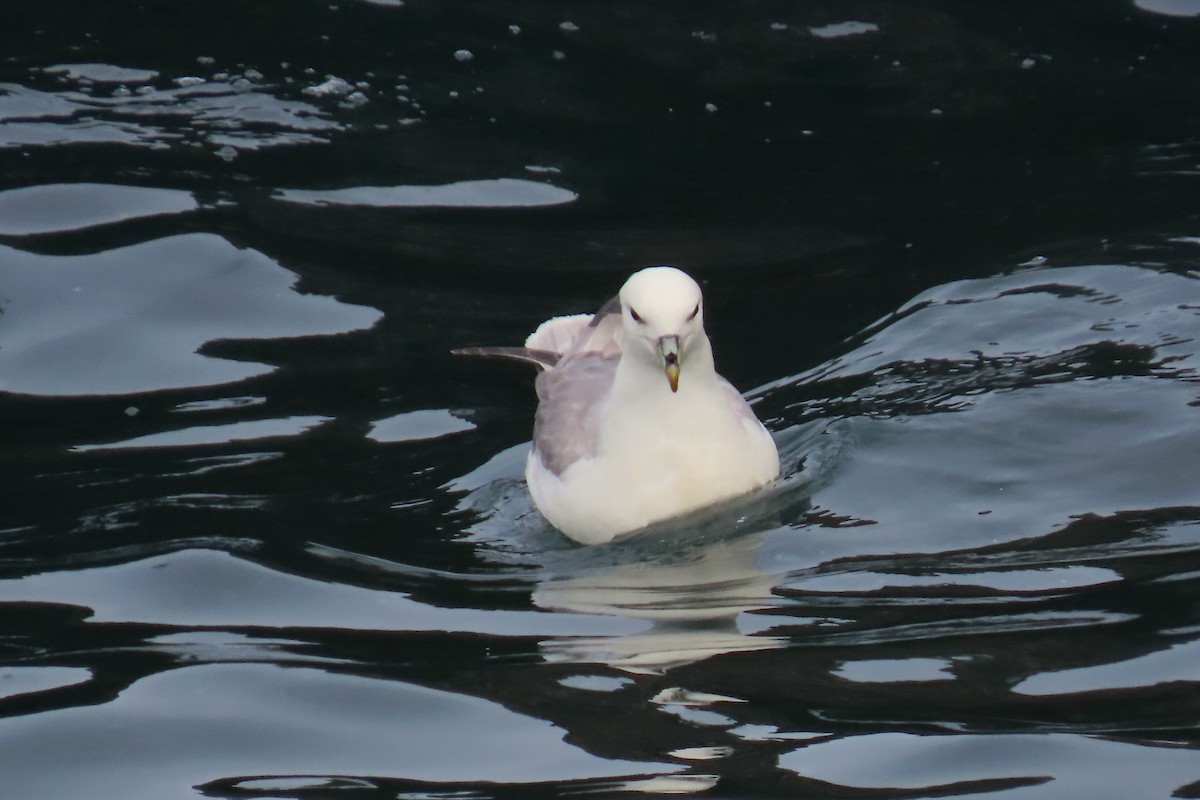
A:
0 232 382 396
1 63 344 153
0 182 198 235
275 178 578 208
1 2 1200 798
780 732 1200 797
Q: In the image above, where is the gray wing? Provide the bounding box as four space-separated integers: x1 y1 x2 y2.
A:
588 296 621 326
532 352 618 475
530 295 626 475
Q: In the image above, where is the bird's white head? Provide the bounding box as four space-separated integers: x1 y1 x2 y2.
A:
618 266 707 393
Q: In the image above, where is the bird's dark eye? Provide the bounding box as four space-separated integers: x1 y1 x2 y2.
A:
629 307 645 324
687 303 699 321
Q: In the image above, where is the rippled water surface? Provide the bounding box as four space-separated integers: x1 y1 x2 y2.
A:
2 2 1199 799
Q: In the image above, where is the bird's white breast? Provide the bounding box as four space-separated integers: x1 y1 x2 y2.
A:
526 372 779 544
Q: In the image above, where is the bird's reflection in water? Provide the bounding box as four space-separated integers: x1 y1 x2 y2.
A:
534 487 808 672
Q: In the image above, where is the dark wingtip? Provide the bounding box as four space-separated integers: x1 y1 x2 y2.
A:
588 296 622 327
452 346 560 370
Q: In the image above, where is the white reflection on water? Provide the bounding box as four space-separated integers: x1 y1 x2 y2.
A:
0 63 342 153
780 732 1200 797
275 178 578 209
368 409 476 443
757 263 1200 566
808 21 880 39
0 663 680 798
787 566 1122 594
0 183 198 235
536 532 789 672
789 264 1200 380
833 657 956 683
0 233 382 396
0 666 92 700
0 548 643 637
44 64 159 83
1134 0 1200 17
1014 636 1200 696
71 415 332 452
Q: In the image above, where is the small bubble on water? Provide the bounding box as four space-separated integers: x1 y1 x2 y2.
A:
197 55 215 65
231 77 253 92
705 102 718 112
559 20 580 32
552 50 566 60
174 76 204 87
135 85 155 95
124 406 139 417
508 24 521 35
214 145 238 162
113 85 132 97
454 49 474 62
244 68 264 81
770 22 788 30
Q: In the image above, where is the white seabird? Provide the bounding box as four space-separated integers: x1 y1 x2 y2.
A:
459 266 780 544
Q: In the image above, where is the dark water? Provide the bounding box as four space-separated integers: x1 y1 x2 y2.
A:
2 1 1200 798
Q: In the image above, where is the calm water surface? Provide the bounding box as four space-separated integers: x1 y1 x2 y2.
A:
1 2 1199 799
